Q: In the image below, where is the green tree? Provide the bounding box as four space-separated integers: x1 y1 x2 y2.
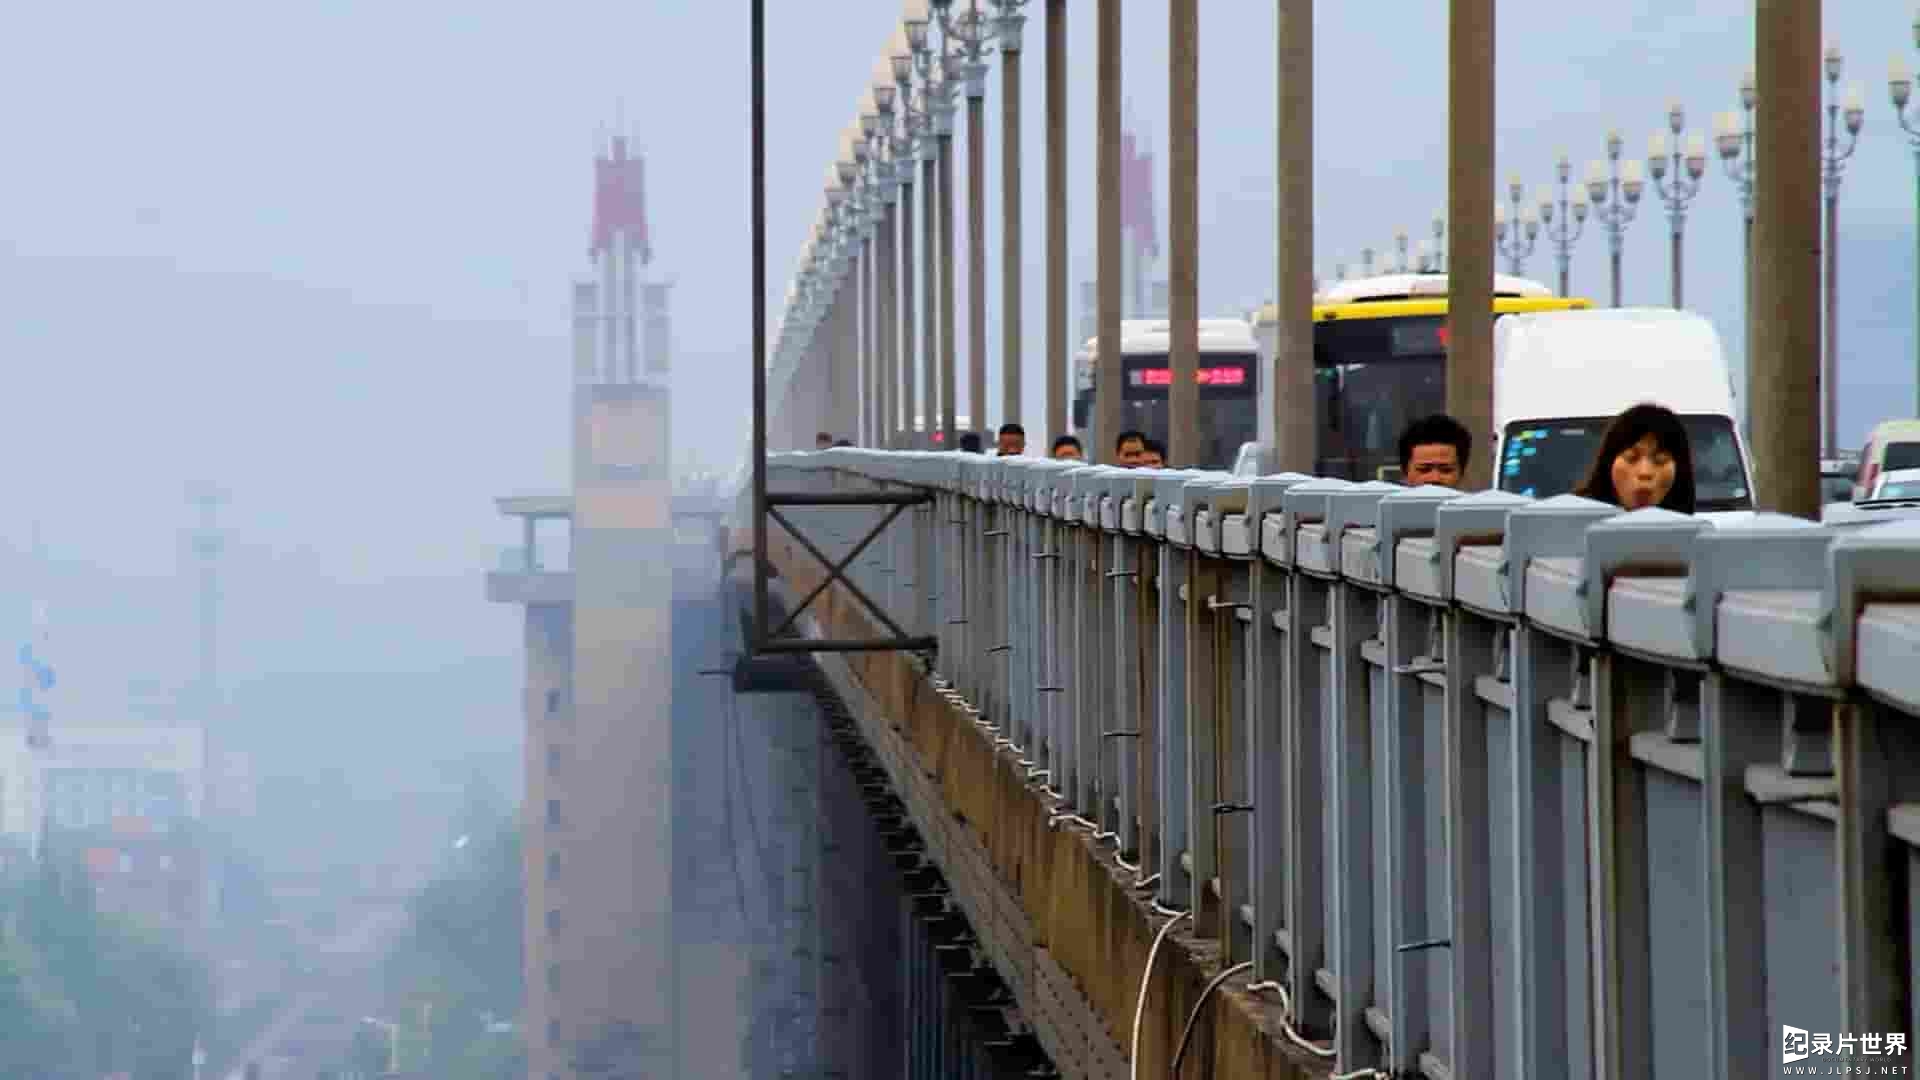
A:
373 806 524 1071
0 842 216 1079
0 925 79 1076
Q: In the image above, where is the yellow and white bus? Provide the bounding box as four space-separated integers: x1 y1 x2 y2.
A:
1072 273 1592 474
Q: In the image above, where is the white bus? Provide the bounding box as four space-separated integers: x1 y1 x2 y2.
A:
1070 318 1260 467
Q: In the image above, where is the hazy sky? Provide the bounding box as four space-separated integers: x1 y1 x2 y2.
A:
2 2 1916 703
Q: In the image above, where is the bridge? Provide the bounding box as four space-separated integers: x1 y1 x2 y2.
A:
484 1 1920 1077
743 446 1920 1078
727 0 1920 1075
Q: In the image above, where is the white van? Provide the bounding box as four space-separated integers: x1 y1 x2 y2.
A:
1854 419 1920 501
1491 308 1757 512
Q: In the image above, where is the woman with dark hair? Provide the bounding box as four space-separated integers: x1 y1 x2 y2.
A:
1573 403 1698 513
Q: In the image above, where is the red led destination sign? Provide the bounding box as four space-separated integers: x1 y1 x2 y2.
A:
1126 365 1248 388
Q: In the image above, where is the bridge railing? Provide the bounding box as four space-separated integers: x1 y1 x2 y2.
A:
759 447 1920 1079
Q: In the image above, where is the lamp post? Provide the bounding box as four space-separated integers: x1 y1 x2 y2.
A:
1820 44 1865 457
1892 12 1920 417
1095 0 1123 463
873 60 903 449
1537 154 1589 298
865 100 901 449
1586 130 1645 307
992 0 1029 434
933 0 1004 442
854 116 881 446
1169 0 1199 467
1648 102 1710 310
836 147 871 443
889 39 924 447
827 164 855 441
1044 0 1068 443
896 25 940 446
905 10 960 447
1494 173 1540 276
1715 71 1757 435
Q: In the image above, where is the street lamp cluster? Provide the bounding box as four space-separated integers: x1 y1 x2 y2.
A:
1328 31 1905 451
1331 46 1873 321
771 0 1028 452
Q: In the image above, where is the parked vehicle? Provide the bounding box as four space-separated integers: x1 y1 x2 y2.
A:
1854 419 1920 501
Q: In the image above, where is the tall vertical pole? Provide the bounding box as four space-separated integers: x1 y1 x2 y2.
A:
1743 211 1754 434
1823 188 1838 456
1002 28 1025 435
1044 0 1068 444
968 76 989 440
866 238 879 445
1094 0 1123 464
750 0 768 647
842 276 860 441
1670 218 1684 309
856 247 869 445
924 154 940 446
941 127 959 447
1611 235 1624 309
1274 0 1315 476
1167 0 1199 467
882 201 898 449
901 172 918 448
1446 0 1496 491
1751 0 1820 519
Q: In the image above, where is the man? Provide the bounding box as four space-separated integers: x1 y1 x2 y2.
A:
815 432 834 451
1137 439 1165 469
1114 429 1148 467
957 431 985 453
996 423 1027 456
1397 413 1472 488
1050 434 1084 461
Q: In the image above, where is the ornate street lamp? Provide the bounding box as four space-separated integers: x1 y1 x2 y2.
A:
1647 101 1709 309
1536 154 1589 298
1586 130 1645 307
1494 173 1539 277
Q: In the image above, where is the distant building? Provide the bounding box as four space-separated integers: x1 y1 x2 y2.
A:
487 127 680 1080
57 820 206 933
0 718 210 931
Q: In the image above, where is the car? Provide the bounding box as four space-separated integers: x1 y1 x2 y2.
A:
1820 452 1860 506
1866 466 1920 503
1854 419 1920 501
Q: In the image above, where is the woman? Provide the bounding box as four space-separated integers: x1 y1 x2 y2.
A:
1573 403 1698 513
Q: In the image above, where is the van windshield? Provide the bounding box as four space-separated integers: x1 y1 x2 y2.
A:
1884 442 1920 473
1498 414 1754 511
